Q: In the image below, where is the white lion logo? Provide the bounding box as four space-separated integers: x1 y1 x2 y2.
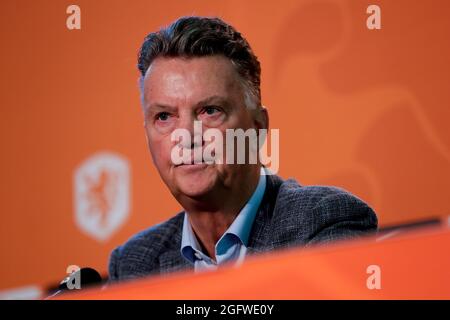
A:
73 152 130 241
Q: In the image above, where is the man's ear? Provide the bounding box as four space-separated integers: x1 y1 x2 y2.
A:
253 106 269 131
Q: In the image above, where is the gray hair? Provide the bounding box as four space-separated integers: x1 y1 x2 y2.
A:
137 16 261 109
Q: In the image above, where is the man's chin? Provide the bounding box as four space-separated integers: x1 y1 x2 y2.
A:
173 164 216 198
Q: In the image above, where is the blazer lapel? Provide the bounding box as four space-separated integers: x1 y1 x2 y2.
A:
158 213 193 274
158 250 192 274
246 174 284 254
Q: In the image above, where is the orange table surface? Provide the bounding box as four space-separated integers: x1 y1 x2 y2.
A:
60 226 450 299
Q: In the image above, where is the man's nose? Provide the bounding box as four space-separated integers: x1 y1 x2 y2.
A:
177 115 203 149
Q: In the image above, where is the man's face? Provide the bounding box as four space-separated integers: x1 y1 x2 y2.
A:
141 56 264 200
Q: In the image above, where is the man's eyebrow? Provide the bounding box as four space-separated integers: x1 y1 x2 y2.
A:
147 103 177 111
144 104 177 117
145 96 230 116
194 95 230 108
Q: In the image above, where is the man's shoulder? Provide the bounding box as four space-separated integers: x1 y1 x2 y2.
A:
275 178 369 214
108 212 184 281
267 177 378 246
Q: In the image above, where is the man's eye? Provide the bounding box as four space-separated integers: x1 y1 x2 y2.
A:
203 106 220 115
156 112 170 121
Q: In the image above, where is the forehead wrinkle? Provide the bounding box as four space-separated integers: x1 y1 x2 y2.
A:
142 56 245 111
144 72 191 110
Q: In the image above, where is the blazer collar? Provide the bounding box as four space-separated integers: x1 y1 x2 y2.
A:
246 174 284 254
158 214 193 274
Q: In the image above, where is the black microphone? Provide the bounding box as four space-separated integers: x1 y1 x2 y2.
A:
46 267 103 298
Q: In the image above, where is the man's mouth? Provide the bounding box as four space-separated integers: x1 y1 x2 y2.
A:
175 161 209 167
174 153 216 167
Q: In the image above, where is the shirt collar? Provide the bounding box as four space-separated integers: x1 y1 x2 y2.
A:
180 167 267 263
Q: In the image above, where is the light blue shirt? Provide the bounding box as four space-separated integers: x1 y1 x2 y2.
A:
180 168 267 272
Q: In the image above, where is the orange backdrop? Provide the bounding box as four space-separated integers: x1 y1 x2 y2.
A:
1 0 449 294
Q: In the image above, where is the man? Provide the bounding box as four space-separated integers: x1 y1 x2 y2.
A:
108 16 377 282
